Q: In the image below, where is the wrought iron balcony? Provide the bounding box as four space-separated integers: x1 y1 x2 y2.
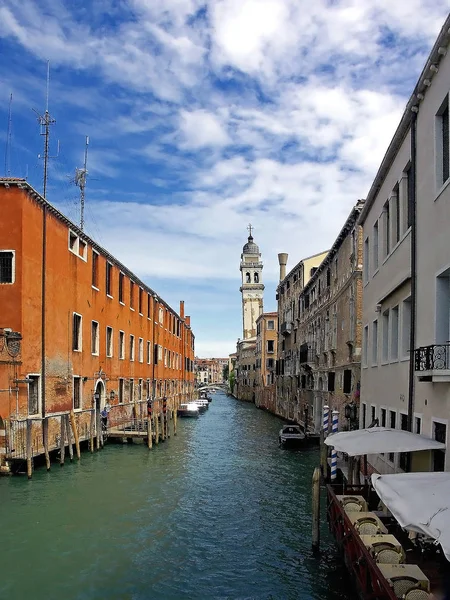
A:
280 321 292 336
415 344 450 382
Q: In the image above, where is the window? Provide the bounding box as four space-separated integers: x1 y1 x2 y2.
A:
437 95 449 187
28 375 40 415
370 405 376 425
363 237 369 282
383 200 390 257
139 288 143 314
147 293 151 319
138 379 143 401
388 410 396 462
73 313 82 351
415 416 421 434
327 371 335 392
129 379 134 402
382 310 389 363
0 251 14 283
406 165 413 229
362 325 368 367
361 402 366 428
343 369 351 394
129 335 135 361
266 358 274 369
267 320 275 330
119 272 124 303
119 378 124 403
390 306 399 361
147 341 151 364
106 262 113 297
372 222 378 272
119 331 125 359
399 413 409 471
392 184 400 246
267 340 274 353
130 281 135 309
73 376 82 410
79 239 87 260
92 250 99 288
381 408 387 427
266 374 271 385
106 326 113 357
91 321 99 355
436 269 450 344
372 320 378 365
402 297 411 358
433 421 447 472
138 338 144 363
69 231 78 252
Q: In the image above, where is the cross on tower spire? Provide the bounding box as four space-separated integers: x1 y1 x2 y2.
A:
247 223 253 237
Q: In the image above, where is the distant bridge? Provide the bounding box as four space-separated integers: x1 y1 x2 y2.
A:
198 383 227 391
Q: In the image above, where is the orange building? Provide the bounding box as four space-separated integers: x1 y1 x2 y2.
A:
0 178 195 472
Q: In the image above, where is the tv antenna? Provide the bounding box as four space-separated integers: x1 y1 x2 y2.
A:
75 136 89 230
34 61 59 198
4 93 12 176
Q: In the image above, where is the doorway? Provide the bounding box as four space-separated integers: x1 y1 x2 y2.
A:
94 380 105 411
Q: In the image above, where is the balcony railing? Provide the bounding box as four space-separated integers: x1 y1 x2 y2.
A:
415 344 450 370
415 344 450 381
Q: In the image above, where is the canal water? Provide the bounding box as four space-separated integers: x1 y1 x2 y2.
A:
0 393 355 600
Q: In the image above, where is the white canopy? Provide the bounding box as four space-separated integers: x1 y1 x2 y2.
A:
324 427 445 456
372 472 450 561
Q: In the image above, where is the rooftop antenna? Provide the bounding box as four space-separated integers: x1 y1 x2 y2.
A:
75 136 89 230
4 93 12 176
34 60 59 198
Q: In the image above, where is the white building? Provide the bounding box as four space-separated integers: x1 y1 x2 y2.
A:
359 15 450 474
240 226 264 340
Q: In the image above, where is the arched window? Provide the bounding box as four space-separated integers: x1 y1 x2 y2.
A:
246 272 251 283
254 272 259 283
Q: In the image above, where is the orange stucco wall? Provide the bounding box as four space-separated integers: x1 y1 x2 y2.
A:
0 183 195 429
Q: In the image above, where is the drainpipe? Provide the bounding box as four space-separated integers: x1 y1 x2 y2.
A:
407 109 418 446
41 202 47 418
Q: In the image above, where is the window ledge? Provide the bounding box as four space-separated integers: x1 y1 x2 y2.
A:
107 294 113 300
435 176 450 202
73 408 83 413
73 349 82 353
119 301 125 306
92 286 99 292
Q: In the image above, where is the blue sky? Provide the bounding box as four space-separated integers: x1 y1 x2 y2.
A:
0 1 449 357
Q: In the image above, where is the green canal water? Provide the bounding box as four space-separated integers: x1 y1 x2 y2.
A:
0 393 355 600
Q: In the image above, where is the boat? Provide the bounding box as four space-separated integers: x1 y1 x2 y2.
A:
199 391 212 402
324 427 448 599
278 424 306 447
177 402 200 418
194 398 209 413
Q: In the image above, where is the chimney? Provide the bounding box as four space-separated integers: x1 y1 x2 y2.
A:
185 316 191 326
180 300 185 319
278 253 288 281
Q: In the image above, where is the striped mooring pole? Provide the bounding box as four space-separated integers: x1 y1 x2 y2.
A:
323 405 330 437
330 410 339 481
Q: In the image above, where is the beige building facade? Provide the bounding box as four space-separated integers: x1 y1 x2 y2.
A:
255 312 278 413
296 202 364 434
276 250 328 420
359 16 450 474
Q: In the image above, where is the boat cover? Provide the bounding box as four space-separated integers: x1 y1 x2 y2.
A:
372 472 450 561
324 427 445 456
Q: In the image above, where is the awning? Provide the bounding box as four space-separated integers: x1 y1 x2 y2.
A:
324 427 445 456
372 472 450 561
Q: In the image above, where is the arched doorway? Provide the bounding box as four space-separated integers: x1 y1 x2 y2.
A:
94 379 106 412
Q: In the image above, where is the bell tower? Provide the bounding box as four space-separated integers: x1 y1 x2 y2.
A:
240 224 264 339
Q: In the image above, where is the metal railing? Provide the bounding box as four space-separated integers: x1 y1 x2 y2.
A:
415 344 450 371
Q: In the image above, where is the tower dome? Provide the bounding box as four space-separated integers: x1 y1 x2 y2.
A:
243 234 260 255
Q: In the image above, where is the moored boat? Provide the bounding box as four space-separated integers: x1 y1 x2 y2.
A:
177 402 200 418
278 424 306 447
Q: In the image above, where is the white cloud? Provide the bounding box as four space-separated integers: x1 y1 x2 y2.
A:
178 109 231 148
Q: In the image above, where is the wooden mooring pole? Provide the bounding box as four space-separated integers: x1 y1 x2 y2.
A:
70 410 81 460
89 409 95 452
43 417 51 471
147 417 152 449
26 419 33 479
312 466 321 553
320 429 328 477
173 407 177 435
96 409 101 450
59 415 65 466
65 414 74 462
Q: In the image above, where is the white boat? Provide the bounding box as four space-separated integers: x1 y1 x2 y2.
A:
177 402 200 418
194 398 209 412
279 424 306 447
